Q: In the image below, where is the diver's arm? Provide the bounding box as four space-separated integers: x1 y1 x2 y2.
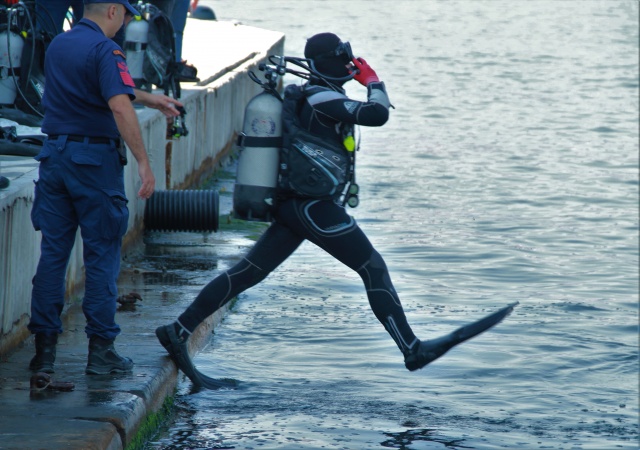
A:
350 56 390 125
309 85 390 126
356 82 390 126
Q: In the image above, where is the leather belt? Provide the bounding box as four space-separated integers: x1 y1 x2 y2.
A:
48 135 116 144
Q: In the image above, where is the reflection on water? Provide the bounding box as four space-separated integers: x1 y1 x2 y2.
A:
381 429 471 449
145 1 638 449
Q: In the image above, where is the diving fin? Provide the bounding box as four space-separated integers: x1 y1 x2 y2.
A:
155 324 237 390
405 302 518 371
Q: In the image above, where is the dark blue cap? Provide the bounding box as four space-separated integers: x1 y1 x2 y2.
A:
84 0 138 16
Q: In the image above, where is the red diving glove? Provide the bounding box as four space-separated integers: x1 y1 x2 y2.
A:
351 57 380 86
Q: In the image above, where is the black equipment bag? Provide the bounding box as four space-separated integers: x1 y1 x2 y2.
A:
143 6 180 98
279 84 352 200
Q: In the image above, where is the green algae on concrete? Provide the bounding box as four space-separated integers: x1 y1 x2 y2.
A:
126 395 175 450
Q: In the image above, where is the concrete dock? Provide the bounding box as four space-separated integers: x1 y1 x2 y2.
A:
0 17 284 449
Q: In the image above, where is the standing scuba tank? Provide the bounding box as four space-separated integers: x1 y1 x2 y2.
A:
0 27 24 105
232 89 282 222
124 15 149 89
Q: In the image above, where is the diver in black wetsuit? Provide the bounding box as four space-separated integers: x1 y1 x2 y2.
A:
156 33 516 388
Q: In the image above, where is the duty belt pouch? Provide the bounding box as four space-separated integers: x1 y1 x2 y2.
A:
116 139 128 166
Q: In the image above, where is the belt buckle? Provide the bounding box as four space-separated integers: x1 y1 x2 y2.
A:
236 132 247 147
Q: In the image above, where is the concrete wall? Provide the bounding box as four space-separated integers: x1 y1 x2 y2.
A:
0 22 284 356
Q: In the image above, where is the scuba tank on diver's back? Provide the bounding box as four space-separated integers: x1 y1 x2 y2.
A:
232 61 284 223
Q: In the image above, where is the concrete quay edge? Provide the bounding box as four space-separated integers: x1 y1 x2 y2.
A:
0 18 284 449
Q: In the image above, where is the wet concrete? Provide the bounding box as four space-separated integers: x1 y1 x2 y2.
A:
0 262 227 450
0 168 257 449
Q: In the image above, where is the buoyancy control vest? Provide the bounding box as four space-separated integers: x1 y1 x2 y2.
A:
278 83 355 200
233 82 356 222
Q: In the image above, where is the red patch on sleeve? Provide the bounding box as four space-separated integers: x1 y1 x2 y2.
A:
117 61 135 87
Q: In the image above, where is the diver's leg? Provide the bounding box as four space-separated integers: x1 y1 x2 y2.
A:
175 221 304 333
279 199 420 356
155 219 304 387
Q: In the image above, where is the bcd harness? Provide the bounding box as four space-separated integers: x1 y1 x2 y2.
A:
239 83 357 206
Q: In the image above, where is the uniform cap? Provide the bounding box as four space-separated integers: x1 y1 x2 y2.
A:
84 0 138 16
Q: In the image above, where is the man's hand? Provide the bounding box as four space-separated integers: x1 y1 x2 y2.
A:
133 89 183 118
137 159 155 199
109 93 156 199
352 57 380 86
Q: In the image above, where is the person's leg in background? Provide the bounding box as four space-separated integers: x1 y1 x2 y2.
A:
171 0 189 62
170 0 199 81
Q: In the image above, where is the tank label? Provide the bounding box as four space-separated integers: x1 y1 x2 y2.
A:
251 117 276 135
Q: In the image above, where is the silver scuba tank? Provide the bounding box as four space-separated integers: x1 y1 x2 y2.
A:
232 91 282 222
0 29 24 105
124 16 149 88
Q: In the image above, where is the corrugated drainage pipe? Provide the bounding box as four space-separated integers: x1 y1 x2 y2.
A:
144 189 219 232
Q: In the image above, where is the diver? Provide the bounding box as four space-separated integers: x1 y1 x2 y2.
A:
155 32 516 388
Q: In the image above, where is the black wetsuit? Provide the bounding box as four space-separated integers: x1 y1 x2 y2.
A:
177 80 420 357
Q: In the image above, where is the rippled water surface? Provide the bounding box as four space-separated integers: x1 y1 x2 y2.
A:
145 1 639 449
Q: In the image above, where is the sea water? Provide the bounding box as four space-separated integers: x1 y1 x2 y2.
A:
145 1 639 448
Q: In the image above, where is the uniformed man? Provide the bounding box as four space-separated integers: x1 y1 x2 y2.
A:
28 0 182 375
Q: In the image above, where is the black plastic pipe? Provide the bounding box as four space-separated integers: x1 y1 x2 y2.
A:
144 189 219 232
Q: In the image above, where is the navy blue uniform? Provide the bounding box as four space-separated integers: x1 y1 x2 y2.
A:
29 18 136 340
41 19 135 136
176 81 421 357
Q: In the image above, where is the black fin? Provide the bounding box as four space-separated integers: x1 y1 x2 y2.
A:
405 302 518 371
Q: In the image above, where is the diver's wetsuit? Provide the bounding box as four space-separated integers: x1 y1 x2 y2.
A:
177 81 420 357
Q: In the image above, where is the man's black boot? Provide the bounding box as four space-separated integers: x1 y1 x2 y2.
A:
29 333 58 373
85 336 133 375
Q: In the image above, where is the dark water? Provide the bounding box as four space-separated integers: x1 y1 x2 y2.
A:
144 1 639 449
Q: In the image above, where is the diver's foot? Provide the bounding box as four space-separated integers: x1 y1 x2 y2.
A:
156 323 203 382
404 302 518 371
155 323 189 362
404 335 458 371
156 323 238 390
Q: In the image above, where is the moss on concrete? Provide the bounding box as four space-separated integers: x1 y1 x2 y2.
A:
126 395 175 450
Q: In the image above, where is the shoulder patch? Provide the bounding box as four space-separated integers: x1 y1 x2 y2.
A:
113 49 126 59
117 61 135 87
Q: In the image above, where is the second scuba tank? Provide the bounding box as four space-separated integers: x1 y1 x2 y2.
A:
124 16 149 88
232 91 282 222
0 28 24 105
